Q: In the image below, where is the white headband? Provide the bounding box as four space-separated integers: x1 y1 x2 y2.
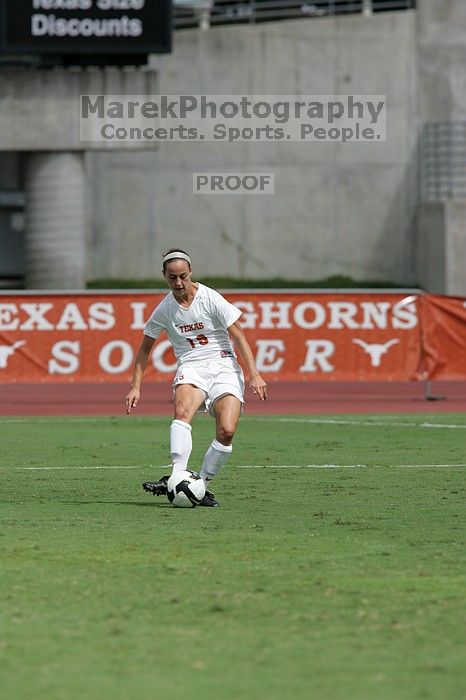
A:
163 251 191 265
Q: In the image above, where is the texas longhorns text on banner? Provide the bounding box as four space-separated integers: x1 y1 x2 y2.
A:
0 292 464 383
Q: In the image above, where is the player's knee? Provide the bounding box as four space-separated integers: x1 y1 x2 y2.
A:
174 406 192 423
217 425 235 445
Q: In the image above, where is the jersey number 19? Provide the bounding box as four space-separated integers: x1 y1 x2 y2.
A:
187 334 209 349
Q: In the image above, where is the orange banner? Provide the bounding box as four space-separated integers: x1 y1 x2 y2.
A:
420 294 466 380
0 291 463 383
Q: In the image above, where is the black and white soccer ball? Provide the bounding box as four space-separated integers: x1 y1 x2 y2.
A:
167 470 206 508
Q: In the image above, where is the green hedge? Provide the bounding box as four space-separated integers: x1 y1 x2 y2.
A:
88 275 407 290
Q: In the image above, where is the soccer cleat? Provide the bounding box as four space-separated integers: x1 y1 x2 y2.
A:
142 475 169 496
199 490 219 507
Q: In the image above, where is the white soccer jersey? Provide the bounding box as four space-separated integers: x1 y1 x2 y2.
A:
144 283 242 365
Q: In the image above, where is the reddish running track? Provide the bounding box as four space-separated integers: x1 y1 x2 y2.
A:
1 381 465 416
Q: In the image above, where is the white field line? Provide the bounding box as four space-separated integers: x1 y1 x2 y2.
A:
2 417 466 429
2 465 169 471
2 416 466 429
0 417 162 424
258 418 466 429
2 463 464 471
0 416 466 430
236 464 466 469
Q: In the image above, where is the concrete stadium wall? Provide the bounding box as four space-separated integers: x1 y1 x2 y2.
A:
416 201 466 296
85 10 419 284
1 2 464 292
444 202 466 296
0 68 158 151
415 0 466 295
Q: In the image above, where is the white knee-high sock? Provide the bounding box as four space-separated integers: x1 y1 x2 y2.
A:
200 439 232 484
170 419 192 474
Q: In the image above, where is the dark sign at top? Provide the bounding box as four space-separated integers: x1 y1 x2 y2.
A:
0 0 172 55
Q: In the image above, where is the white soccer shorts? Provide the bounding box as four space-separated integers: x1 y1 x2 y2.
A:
172 358 245 415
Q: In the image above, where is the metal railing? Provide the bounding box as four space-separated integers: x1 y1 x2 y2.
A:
173 0 416 30
421 122 466 201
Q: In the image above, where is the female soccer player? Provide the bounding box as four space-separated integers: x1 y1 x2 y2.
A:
125 248 267 506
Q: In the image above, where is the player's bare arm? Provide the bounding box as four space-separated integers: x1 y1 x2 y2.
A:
228 320 267 401
125 335 156 414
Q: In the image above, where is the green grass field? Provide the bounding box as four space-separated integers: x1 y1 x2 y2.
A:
1 413 465 700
